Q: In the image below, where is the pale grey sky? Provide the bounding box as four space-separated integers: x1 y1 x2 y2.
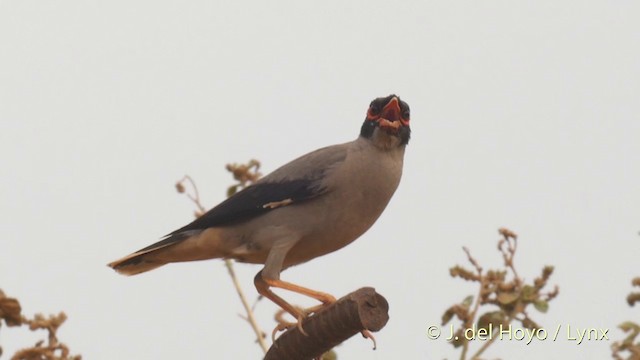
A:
1 1 639 359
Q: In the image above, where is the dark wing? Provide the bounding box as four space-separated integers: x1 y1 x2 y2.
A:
171 142 350 235
135 142 349 253
133 178 327 253
170 177 326 234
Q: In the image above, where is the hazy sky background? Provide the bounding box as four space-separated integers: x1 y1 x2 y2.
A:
1 1 639 359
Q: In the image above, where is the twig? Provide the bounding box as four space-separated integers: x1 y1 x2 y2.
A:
175 175 206 214
462 247 482 275
459 247 483 360
224 258 269 353
498 228 521 287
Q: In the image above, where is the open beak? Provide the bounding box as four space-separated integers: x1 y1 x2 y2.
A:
378 97 402 130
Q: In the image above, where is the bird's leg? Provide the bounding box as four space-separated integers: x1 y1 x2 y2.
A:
255 272 307 339
254 272 304 318
254 271 337 338
264 278 337 307
263 277 337 319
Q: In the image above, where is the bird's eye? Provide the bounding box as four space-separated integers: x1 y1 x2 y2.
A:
403 110 410 119
369 101 381 114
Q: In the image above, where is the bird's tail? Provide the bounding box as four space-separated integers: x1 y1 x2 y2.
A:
108 228 225 276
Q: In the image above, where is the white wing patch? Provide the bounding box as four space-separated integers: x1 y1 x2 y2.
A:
262 198 293 209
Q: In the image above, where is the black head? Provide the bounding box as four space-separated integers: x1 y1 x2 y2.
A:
360 94 411 145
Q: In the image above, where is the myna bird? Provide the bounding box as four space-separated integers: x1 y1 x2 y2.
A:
108 94 411 327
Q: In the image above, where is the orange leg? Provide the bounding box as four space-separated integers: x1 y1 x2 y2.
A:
254 272 305 320
254 271 337 337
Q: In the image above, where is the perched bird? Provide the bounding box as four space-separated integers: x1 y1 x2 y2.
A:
108 94 411 324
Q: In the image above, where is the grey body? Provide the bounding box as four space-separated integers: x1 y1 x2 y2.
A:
130 135 403 279
220 135 403 279
108 94 410 283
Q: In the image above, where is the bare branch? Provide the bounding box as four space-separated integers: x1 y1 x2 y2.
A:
264 288 389 360
224 259 269 353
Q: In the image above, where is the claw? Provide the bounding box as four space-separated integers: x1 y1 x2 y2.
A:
361 329 377 350
271 301 341 342
271 322 293 343
296 314 307 335
272 308 309 342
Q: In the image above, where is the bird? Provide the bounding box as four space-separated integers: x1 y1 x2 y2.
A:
108 94 411 328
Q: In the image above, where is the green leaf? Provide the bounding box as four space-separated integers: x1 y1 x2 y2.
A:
226 185 238 197
462 295 474 308
533 300 549 313
477 311 506 332
521 285 536 301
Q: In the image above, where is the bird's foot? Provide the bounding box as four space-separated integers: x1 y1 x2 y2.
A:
271 321 296 343
272 308 308 342
271 299 337 341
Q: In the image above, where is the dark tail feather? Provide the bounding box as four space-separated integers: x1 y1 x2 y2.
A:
108 229 223 276
107 233 191 276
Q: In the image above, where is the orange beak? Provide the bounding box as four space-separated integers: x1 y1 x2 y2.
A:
378 97 403 130
380 97 401 122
